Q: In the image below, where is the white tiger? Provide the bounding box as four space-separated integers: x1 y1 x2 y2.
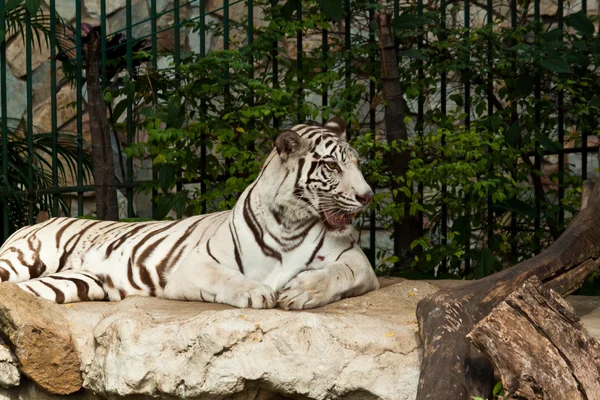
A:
0 118 379 309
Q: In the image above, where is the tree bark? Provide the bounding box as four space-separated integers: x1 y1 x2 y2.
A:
376 13 421 267
85 31 119 221
416 178 600 400
467 276 600 399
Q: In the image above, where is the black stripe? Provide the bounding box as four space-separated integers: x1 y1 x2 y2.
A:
25 284 40 297
127 258 143 290
50 276 91 301
294 158 306 189
55 219 79 248
156 220 205 288
230 222 244 273
40 281 65 304
161 245 188 286
80 272 105 289
0 267 8 282
105 224 150 256
243 185 282 263
57 220 103 272
305 233 326 266
335 242 354 262
26 236 46 278
344 263 355 279
206 239 220 264
1 259 17 274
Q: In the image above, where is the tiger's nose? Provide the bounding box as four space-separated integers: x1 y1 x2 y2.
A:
356 192 373 205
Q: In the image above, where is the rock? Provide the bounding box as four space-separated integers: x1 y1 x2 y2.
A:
85 0 126 19
109 0 151 39
0 68 26 121
6 38 51 79
0 283 82 395
82 280 432 399
0 337 19 389
0 378 101 400
1 279 599 399
32 85 79 134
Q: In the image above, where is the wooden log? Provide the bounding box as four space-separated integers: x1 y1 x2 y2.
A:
416 178 600 400
467 276 600 399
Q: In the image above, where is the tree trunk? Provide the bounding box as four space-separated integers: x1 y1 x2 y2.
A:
85 31 119 221
467 276 600 399
416 178 600 400
376 13 421 267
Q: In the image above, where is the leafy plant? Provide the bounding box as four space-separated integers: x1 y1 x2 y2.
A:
111 0 600 280
1 119 94 232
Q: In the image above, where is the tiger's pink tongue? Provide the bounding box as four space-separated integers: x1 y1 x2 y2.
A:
325 211 355 226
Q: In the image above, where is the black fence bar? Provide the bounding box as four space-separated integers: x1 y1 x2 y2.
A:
557 0 565 226
126 0 134 218
25 10 34 225
463 0 471 273
368 0 376 267
534 0 541 253
76 0 84 215
510 0 518 263
440 0 448 273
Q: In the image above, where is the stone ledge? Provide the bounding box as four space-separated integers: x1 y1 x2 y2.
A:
0 278 599 400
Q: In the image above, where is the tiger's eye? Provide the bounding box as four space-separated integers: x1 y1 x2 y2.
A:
324 161 341 172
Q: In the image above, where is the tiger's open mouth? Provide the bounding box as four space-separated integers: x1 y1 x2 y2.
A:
322 210 357 228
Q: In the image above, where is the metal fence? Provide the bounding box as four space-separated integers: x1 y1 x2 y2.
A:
0 0 598 273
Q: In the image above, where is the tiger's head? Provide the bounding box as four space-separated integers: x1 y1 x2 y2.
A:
272 117 373 236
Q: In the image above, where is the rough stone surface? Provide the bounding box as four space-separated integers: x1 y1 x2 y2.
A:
85 0 126 19
0 338 19 389
108 0 151 39
0 68 26 121
0 283 82 395
1 279 600 399
80 279 430 399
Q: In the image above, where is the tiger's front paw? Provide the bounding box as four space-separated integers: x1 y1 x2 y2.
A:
226 284 277 309
277 271 337 310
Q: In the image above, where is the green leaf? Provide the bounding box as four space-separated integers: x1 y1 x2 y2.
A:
166 95 183 128
565 11 595 36
493 381 505 396
451 216 470 245
543 28 562 42
159 163 177 193
5 0 23 12
155 195 175 221
393 14 432 31
589 96 600 108
399 49 426 60
25 0 40 15
476 248 496 279
539 57 572 73
317 0 341 22
495 198 536 218
449 94 463 107
537 134 561 152
515 74 533 96
280 0 300 20
505 123 521 147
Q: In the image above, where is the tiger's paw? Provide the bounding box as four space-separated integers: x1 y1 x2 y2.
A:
277 271 337 310
227 284 278 309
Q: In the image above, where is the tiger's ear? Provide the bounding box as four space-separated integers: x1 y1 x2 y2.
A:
276 130 307 161
324 117 347 141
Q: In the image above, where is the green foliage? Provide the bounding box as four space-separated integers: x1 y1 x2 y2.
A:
117 1 600 279
123 0 378 220
2 119 94 231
